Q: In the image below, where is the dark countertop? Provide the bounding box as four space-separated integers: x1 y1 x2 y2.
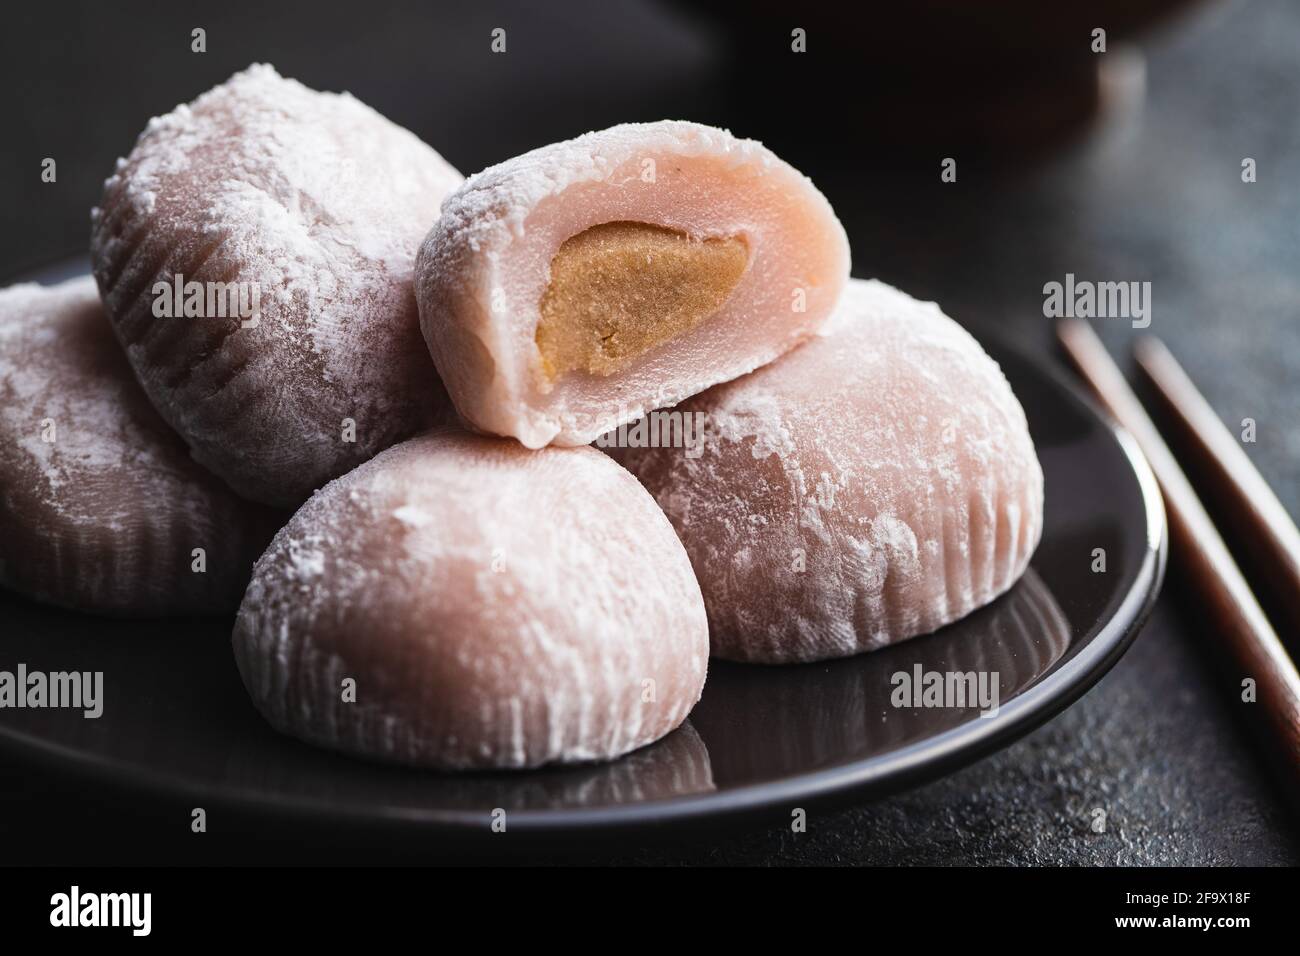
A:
1 0 1296 864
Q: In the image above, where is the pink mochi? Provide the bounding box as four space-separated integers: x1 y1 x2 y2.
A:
90 64 463 507
233 429 709 769
415 121 850 448
618 279 1045 664
0 277 282 615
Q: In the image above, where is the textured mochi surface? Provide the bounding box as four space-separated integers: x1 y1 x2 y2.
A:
232 429 709 769
619 279 1045 664
90 63 463 507
0 277 282 615
415 120 850 448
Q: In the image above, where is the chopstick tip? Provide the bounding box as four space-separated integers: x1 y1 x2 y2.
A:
1055 316 1087 341
1132 333 1168 365
1056 317 1102 353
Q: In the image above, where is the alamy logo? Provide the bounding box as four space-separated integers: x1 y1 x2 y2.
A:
594 408 707 459
890 665 1000 717
50 886 151 936
1042 273 1151 328
0 664 102 718
152 272 261 328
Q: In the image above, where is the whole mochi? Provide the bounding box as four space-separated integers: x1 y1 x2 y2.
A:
232 429 709 769
619 278 1045 664
0 276 283 615
90 64 463 507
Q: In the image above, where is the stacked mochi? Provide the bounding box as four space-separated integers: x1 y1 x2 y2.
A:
0 65 1042 770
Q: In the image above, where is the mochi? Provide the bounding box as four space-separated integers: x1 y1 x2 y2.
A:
415 120 850 448
232 429 709 769
618 279 1044 664
0 277 282 615
90 64 463 507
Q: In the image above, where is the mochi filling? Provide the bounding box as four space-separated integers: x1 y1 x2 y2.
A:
535 221 749 379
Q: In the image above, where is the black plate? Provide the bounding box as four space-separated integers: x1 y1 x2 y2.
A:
1 259 1166 834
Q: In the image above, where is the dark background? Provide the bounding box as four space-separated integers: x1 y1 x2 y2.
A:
1 0 1297 863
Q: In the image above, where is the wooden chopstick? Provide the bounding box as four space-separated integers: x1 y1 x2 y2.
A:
1056 318 1300 798
1133 335 1300 644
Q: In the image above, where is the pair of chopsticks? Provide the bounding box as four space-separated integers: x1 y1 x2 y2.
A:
1057 320 1300 801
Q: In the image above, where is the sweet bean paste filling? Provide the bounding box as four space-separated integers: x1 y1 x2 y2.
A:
535 221 749 379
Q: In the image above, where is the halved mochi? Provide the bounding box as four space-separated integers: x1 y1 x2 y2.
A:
90 64 463 507
0 277 283 615
232 429 708 769
415 121 850 448
618 279 1044 664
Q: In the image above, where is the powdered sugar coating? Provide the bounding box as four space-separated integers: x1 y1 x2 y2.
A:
619 279 1045 664
90 64 463 507
0 277 282 615
232 429 709 769
415 120 850 447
